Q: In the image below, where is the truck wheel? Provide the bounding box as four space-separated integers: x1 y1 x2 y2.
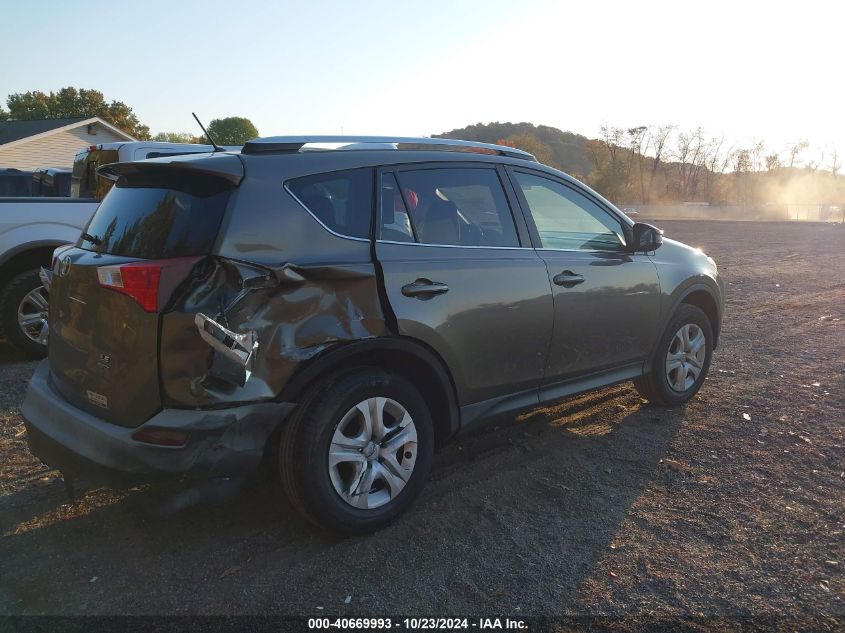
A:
0 269 49 359
634 304 713 406
279 367 434 534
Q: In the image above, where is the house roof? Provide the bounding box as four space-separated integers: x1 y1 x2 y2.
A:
0 116 135 146
0 117 87 144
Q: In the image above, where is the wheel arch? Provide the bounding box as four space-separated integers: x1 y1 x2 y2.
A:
644 282 722 375
681 288 721 347
0 241 66 289
279 336 461 449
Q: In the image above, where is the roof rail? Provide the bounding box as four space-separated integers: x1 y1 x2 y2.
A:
240 136 537 161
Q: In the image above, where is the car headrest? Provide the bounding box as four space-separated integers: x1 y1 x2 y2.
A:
381 186 396 226
419 199 460 244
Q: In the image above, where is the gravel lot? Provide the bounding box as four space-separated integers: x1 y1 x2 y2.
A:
0 220 842 629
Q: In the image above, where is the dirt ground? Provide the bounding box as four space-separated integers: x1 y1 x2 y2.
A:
0 220 842 629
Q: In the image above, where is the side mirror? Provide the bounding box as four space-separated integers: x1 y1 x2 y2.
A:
631 222 663 253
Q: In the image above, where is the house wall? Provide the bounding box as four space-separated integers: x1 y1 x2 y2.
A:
0 123 130 170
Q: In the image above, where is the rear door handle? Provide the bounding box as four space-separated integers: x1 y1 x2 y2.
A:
553 271 585 288
401 279 450 298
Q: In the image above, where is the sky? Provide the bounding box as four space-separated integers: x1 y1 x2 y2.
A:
1 0 841 164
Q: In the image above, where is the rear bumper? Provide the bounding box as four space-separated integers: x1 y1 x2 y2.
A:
22 360 296 483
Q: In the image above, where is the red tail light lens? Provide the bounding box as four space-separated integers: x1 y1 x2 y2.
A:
97 257 201 312
98 263 162 312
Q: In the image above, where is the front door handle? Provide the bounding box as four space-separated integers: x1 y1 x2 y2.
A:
401 279 450 298
553 271 585 288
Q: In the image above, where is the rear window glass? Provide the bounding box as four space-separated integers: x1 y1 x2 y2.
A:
80 173 231 259
286 168 373 239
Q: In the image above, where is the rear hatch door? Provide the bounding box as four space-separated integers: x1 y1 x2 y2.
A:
49 156 242 427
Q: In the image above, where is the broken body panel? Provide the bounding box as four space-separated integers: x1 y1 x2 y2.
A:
160 257 389 409
48 151 392 426
33 151 393 481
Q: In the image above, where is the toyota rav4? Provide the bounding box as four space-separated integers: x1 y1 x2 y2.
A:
22 136 724 533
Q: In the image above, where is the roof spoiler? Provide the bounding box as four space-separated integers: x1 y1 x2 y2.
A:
97 153 244 184
241 136 537 161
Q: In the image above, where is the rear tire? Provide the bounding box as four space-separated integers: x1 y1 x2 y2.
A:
0 269 49 359
634 304 713 406
279 367 434 534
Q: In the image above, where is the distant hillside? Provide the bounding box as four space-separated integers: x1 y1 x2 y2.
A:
435 122 592 177
434 121 845 215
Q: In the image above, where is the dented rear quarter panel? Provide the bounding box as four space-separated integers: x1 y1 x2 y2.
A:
160 154 389 409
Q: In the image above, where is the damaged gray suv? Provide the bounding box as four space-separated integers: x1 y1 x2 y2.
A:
23 136 724 533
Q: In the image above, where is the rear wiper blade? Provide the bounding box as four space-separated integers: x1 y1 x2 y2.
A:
81 232 102 246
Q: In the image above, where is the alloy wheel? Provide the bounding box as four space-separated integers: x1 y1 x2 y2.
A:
665 323 706 392
328 397 418 510
17 286 49 346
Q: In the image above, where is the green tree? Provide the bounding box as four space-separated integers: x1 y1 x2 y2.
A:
4 87 150 139
0 105 8 121
152 131 198 143
203 117 259 145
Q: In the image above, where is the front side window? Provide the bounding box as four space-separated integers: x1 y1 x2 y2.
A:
514 172 626 252
287 168 373 239
382 167 519 247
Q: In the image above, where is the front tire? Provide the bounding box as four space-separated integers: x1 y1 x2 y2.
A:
279 367 434 534
0 269 49 359
634 304 713 406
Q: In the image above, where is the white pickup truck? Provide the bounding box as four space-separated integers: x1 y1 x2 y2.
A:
0 141 223 357
0 195 95 356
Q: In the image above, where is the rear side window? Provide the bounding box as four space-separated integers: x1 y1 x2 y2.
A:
286 168 373 239
80 173 231 259
385 167 519 247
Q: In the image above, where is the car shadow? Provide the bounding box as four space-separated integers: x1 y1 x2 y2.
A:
0 340 39 364
1 382 689 615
